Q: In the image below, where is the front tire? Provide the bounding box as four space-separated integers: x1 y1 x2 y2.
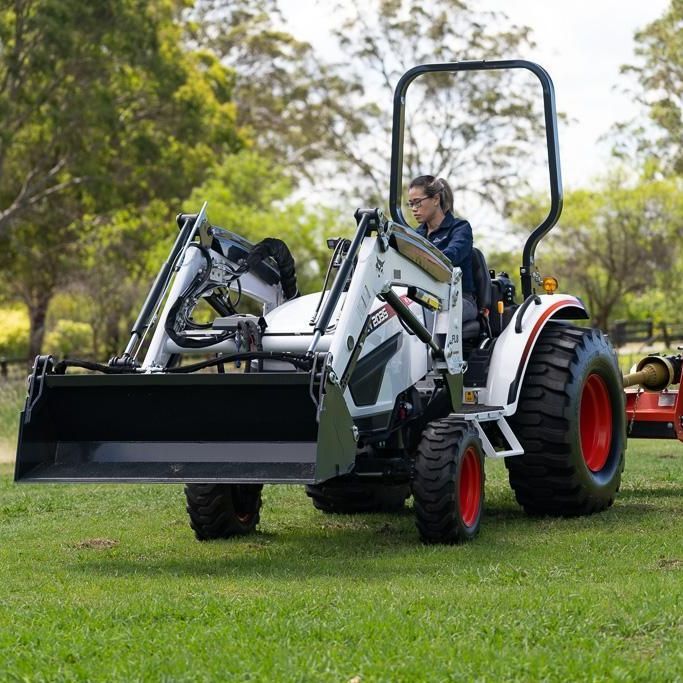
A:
184 483 263 540
412 418 485 544
506 324 625 516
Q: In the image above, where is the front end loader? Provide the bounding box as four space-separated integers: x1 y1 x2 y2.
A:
15 60 626 544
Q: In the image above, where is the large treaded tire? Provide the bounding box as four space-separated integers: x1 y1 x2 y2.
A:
305 479 410 514
184 483 263 540
506 324 625 516
412 418 485 544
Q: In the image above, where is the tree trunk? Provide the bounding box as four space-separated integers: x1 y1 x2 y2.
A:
27 293 52 360
593 307 610 332
104 313 121 358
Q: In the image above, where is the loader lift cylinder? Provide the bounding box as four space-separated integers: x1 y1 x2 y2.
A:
382 288 441 357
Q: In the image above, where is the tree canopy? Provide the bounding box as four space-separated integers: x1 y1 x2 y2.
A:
325 0 543 211
0 0 242 356
617 0 683 175
512 173 683 330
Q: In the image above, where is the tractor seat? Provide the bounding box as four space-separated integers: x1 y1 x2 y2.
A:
462 247 492 340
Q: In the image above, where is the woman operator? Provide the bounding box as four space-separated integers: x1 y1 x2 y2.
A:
407 175 477 323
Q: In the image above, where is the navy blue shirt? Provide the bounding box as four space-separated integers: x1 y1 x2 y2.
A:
417 211 475 294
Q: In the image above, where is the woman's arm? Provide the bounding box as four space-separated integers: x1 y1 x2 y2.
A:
441 219 472 267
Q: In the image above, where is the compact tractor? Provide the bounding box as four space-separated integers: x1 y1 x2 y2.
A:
15 60 626 544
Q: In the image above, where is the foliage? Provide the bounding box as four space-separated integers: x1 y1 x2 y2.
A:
188 0 372 188
512 173 683 329
44 320 93 358
618 0 683 175
76 199 178 357
0 308 29 359
0 0 241 235
189 1 544 214
1 443 682 679
0 380 25 448
0 0 243 356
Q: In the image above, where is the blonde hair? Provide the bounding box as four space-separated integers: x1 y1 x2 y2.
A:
409 175 454 213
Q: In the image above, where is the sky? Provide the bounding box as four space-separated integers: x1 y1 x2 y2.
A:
277 0 668 193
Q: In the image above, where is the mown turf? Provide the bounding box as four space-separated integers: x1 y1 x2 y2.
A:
0 379 24 456
1 439 682 682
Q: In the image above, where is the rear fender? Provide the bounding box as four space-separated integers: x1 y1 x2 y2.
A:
485 293 589 414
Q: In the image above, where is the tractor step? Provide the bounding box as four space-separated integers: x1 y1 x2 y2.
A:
452 404 504 420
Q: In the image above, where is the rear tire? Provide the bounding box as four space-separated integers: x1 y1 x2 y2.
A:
506 324 625 516
184 483 263 540
305 479 410 514
412 418 485 544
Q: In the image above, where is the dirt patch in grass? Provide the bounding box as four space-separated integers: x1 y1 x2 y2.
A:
657 558 683 570
71 538 119 550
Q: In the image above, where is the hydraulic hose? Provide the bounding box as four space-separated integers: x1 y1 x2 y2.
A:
246 238 299 300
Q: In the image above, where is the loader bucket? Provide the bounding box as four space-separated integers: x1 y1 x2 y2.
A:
15 372 357 485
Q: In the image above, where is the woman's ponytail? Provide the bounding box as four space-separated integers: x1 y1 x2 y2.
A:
431 177 454 213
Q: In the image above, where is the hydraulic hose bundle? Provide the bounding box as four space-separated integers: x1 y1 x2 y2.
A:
245 238 299 300
164 238 299 350
164 244 237 349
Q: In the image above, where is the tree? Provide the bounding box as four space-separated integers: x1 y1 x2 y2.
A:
512 173 683 330
323 0 544 211
74 200 177 358
617 0 683 175
0 0 243 357
187 0 375 187
189 0 544 213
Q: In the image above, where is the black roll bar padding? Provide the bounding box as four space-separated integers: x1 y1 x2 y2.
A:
388 60 563 300
120 213 198 358
382 289 441 357
313 210 375 336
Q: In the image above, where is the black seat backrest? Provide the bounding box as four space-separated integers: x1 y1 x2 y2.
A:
471 247 492 312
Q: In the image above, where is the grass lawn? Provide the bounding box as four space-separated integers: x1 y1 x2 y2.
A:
0 433 681 681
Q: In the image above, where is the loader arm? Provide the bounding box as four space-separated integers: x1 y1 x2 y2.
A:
318 211 464 392
15 206 466 486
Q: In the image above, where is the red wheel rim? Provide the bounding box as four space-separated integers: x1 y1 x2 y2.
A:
580 373 612 472
234 486 257 524
459 446 482 527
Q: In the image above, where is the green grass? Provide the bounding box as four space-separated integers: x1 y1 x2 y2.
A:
0 379 23 454
1 441 682 681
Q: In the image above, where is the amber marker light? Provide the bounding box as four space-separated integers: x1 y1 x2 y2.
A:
542 276 558 294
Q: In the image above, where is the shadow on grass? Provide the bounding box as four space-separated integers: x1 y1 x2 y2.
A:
621 485 683 499
67 503 608 581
